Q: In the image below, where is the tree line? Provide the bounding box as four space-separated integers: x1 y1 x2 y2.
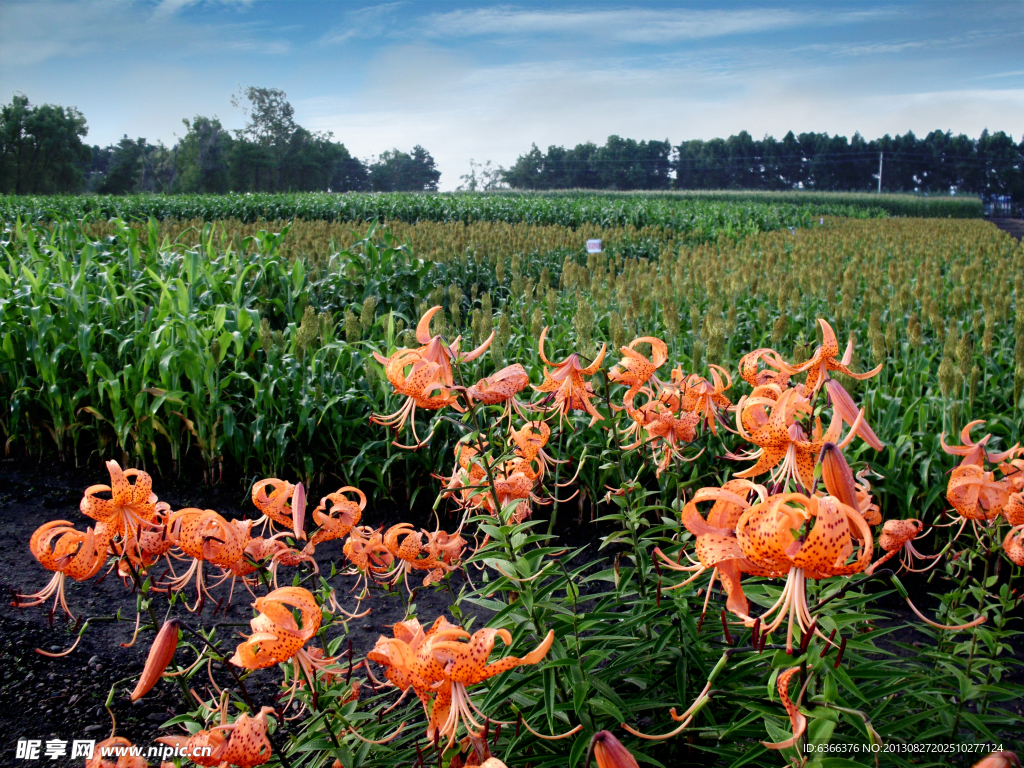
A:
2 87 1021 203
0 88 440 195
504 130 1024 203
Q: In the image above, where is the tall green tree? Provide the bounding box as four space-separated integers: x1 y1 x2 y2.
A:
0 94 90 194
231 86 297 191
97 136 174 194
369 146 440 191
279 128 368 192
173 116 232 193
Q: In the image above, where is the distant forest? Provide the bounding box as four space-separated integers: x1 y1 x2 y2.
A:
1 88 1022 202
0 88 440 195
504 132 1024 203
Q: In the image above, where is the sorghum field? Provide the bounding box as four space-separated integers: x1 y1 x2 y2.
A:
0 191 1021 768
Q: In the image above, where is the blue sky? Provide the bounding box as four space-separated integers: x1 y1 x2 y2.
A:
1 0 1022 189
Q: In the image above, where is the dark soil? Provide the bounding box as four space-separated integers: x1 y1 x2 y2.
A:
0 458 479 765
1 456 1022 765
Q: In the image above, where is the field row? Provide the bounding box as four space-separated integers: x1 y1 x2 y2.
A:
0 190 920 241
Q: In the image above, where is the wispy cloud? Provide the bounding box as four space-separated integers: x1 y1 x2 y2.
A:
0 0 131 64
421 6 894 45
0 0 286 64
152 0 259 18
318 2 407 46
975 70 1024 79
2 1 1021 191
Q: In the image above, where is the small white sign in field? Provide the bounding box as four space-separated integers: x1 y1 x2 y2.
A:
586 239 602 253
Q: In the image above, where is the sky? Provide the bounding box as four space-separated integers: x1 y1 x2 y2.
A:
1 0 1022 190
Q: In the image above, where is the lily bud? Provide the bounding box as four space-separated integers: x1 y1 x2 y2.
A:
130 619 179 701
292 482 307 540
972 751 1021 768
592 731 640 768
820 442 858 509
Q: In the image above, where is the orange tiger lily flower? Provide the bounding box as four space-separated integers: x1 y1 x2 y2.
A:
372 305 494 448
1000 455 1024 491
230 587 336 710
80 461 159 562
309 487 365 546
732 387 860 492
941 422 1020 521
738 348 791 388
376 523 466 591
734 383 783 434
533 326 607 426
14 519 110 620
1004 526 1024 566
368 616 572 749
1004 491 1024 526
251 478 305 537
621 388 700 477
677 364 733 435
654 480 769 619
439 440 488 512
465 363 531 422
784 319 882 396
507 420 561 482
343 526 395 593
164 509 252 610
609 336 668 405
157 703 277 768
853 469 883 526
867 519 941 575
947 465 1010 521
998 456 1024 525
441 436 547 525
735 492 873 650
224 533 317 596
86 737 149 768
941 420 1020 465
114 501 174 579
762 666 807 750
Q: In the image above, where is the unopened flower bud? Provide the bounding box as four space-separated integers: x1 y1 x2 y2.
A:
592 731 640 768
971 751 1021 768
131 619 180 701
292 482 306 540
820 442 858 509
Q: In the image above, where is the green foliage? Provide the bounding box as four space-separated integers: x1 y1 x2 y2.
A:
173 116 233 194
505 128 1021 206
368 146 441 192
3 207 1023 766
0 94 91 194
0 189 906 234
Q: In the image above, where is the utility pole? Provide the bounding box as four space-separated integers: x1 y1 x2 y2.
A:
877 152 883 194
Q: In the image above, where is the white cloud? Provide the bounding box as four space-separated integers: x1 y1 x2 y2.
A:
0 0 285 65
318 2 407 46
152 0 259 17
422 6 894 45
0 0 131 65
301 49 1024 190
2 1 1020 191
975 70 1024 79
